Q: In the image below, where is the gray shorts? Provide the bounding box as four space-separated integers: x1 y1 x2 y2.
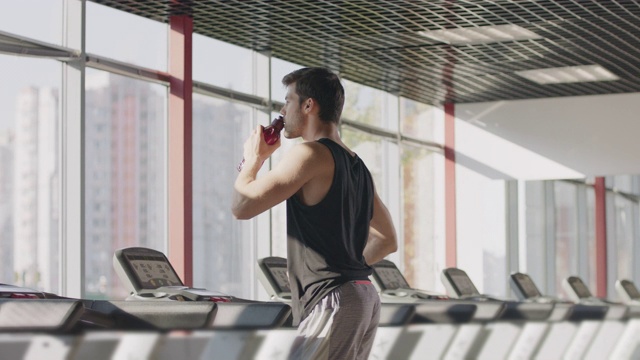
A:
288 280 381 360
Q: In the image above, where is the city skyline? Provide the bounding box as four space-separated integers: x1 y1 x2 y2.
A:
0 73 261 300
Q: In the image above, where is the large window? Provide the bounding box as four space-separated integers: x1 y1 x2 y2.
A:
271 58 304 103
606 175 640 299
84 69 167 299
400 144 444 291
400 98 441 143
192 94 258 298
520 180 596 298
193 34 258 95
343 80 396 131
522 181 550 294
554 181 580 297
86 2 168 71
399 98 444 291
457 167 507 297
0 55 61 293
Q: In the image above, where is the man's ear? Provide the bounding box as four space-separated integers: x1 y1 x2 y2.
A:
304 98 314 113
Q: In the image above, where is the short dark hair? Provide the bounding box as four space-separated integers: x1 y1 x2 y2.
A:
282 67 344 124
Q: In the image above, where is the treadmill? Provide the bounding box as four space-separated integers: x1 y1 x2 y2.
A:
370 260 448 302
439 267 556 360
0 283 122 360
561 275 627 320
558 275 629 360
616 279 640 304
105 247 291 330
257 256 416 327
507 272 610 360
83 247 294 360
440 268 556 321
371 261 495 323
610 279 640 359
258 256 480 359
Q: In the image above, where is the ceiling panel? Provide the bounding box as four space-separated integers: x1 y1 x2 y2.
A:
90 0 640 105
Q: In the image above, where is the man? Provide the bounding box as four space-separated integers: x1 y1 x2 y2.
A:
232 67 397 359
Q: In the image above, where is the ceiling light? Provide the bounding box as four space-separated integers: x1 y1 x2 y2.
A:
515 65 620 84
418 24 541 45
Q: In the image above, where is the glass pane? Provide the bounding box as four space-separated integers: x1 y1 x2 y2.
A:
192 94 255 298
343 80 392 130
0 0 63 45
84 69 167 299
87 2 167 71
612 194 636 282
456 166 507 297
0 55 61 292
400 97 439 142
608 175 640 196
271 58 305 103
193 33 254 94
400 144 442 291
554 181 579 297
524 181 549 294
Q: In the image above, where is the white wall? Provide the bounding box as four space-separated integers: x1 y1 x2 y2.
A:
455 92 640 180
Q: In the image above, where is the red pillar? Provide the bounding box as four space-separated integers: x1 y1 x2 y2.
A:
444 102 457 268
168 15 193 286
594 177 607 297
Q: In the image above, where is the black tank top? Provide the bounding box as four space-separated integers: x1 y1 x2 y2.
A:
287 138 374 325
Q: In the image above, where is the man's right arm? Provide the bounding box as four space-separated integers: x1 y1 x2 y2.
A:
232 142 328 220
363 191 398 265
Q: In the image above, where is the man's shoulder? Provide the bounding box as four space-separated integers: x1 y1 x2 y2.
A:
290 141 333 160
277 142 333 177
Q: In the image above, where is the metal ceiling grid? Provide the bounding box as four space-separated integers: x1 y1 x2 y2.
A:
90 0 640 105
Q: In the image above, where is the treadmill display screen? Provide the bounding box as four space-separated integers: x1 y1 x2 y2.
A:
269 266 291 293
450 273 480 296
568 277 592 298
512 273 542 298
374 267 410 290
621 280 640 300
125 254 183 289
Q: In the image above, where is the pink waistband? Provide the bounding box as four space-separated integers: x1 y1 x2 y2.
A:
352 280 372 285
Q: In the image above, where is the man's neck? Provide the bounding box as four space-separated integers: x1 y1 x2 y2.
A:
302 121 340 143
303 122 356 157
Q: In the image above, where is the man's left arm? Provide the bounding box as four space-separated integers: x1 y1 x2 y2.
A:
363 191 398 265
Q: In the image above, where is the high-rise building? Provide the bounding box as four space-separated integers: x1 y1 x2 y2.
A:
0 129 15 283
84 72 165 298
191 97 252 295
12 87 59 292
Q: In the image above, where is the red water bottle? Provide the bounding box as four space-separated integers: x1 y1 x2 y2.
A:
237 116 285 172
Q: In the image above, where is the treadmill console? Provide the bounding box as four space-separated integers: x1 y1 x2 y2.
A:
563 276 629 320
114 247 183 293
370 260 411 291
615 279 640 303
113 247 232 302
257 256 292 301
371 260 448 301
440 267 504 302
510 272 570 304
510 272 542 300
562 276 594 303
441 268 482 299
